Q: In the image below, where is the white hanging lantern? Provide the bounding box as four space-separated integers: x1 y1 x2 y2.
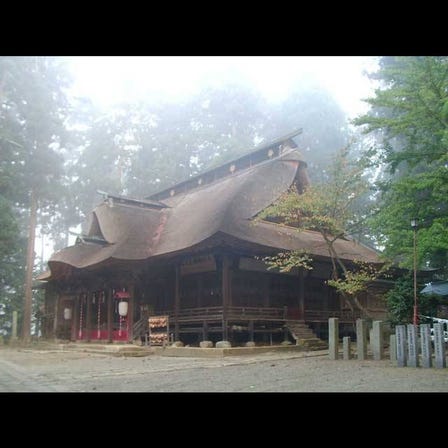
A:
118 301 128 317
64 308 72 320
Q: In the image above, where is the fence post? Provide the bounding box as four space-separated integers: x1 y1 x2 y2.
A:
420 324 432 368
343 336 351 360
328 318 339 360
395 325 407 367
389 334 396 362
434 323 446 369
372 320 384 360
356 319 367 360
406 324 419 367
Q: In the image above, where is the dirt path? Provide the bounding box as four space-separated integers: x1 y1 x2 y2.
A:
1 346 447 392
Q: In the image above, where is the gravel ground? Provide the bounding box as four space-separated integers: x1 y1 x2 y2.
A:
1 346 447 392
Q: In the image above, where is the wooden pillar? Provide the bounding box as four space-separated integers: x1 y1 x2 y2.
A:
298 268 305 320
53 294 60 339
71 296 79 341
86 292 92 342
222 254 231 341
214 255 224 340
107 288 113 343
174 265 180 341
127 282 135 342
249 320 254 342
202 321 208 341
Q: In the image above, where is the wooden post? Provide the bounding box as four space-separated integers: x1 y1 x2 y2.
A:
222 254 231 341
127 282 135 342
71 296 79 341
53 294 60 339
86 292 92 342
227 256 233 307
202 321 208 341
249 320 254 342
107 288 113 343
298 268 305 319
174 265 180 341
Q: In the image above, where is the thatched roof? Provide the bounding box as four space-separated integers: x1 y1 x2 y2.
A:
40 131 380 281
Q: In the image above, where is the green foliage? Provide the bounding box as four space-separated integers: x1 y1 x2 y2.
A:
260 251 313 273
257 145 382 306
327 262 382 296
385 275 439 326
258 145 374 240
355 57 448 168
0 195 26 336
0 57 71 336
355 56 448 275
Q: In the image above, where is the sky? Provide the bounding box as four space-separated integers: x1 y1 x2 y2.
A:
66 56 380 119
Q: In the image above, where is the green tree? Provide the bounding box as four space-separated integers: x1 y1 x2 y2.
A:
354 56 448 275
385 275 439 326
0 56 72 340
0 196 26 338
257 145 384 317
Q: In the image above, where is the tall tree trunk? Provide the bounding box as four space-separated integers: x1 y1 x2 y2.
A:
22 188 38 342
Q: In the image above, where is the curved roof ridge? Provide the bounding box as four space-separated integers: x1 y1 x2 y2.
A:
148 129 303 202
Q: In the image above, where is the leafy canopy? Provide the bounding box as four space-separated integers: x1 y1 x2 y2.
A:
354 56 448 274
257 145 384 310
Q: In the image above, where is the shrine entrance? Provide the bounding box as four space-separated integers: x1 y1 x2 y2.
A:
75 290 130 342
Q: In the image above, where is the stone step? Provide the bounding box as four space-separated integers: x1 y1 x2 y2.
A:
289 329 315 334
288 328 316 335
57 343 153 357
291 333 316 339
295 338 329 350
285 321 322 342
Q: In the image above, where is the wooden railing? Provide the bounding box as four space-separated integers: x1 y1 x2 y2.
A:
160 306 287 322
155 307 363 324
227 306 286 320
305 309 363 322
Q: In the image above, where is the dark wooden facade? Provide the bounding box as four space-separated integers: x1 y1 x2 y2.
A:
42 246 388 345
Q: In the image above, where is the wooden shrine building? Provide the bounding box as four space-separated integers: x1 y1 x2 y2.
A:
38 130 388 346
